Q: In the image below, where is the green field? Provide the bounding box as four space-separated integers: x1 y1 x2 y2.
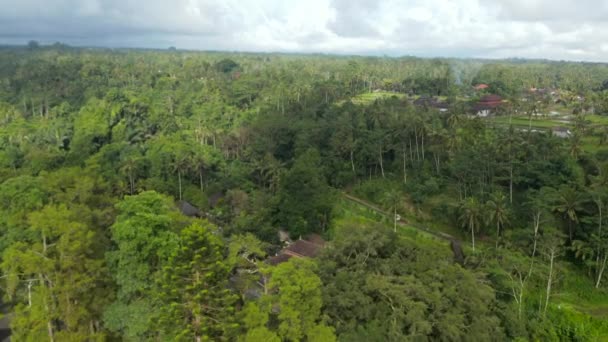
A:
491 115 568 129
489 114 608 155
349 91 406 105
491 114 608 129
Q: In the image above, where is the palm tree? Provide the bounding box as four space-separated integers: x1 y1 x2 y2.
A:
569 133 583 160
590 162 608 287
552 186 586 243
252 153 285 193
120 157 140 195
486 191 510 248
172 153 191 201
191 151 207 194
382 189 402 233
459 197 483 251
446 112 464 129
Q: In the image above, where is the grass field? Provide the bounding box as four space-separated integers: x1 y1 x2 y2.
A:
491 114 608 129
349 91 406 105
489 114 608 155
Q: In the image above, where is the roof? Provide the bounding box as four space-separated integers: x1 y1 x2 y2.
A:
266 235 326 265
304 234 325 247
413 96 449 109
474 84 489 90
267 253 292 265
472 95 503 112
284 239 323 258
177 200 203 217
479 94 502 103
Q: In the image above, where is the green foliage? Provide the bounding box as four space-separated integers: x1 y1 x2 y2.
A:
104 191 181 339
215 58 239 73
2 204 109 340
241 258 336 341
275 149 336 236
69 98 110 162
319 220 505 340
0 47 607 340
155 221 238 341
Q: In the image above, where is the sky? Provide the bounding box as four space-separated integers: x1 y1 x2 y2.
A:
1 0 608 62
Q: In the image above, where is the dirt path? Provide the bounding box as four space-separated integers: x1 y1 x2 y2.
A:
342 192 465 264
342 192 456 241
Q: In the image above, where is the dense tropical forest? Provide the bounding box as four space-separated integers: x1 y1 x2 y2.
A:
1 43 608 341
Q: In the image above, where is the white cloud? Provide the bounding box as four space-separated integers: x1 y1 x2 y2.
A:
0 0 608 61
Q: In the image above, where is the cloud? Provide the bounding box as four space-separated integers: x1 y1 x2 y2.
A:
0 0 607 62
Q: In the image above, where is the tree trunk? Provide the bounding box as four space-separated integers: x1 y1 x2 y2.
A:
47 320 55 342
27 281 33 307
178 170 182 201
544 249 555 316
471 224 476 251
350 149 356 175
421 133 425 160
402 148 407 184
509 271 525 320
415 129 420 161
528 211 541 279
434 154 440 174
596 199 603 287
409 139 413 162
509 164 513 204
596 253 607 288
199 169 204 193
129 172 134 195
496 221 500 249
379 149 385 178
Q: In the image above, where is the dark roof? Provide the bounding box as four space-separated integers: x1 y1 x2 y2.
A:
265 235 326 265
284 239 323 258
267 253 292 265
479 94 502 103
473 94 503 112
413 96 449 109
177 200 203 217
304 234 325 247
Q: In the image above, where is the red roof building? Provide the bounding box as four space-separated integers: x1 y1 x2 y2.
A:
473 94 503 117
267 234 325 265
474 84 489 91
478 94 502 106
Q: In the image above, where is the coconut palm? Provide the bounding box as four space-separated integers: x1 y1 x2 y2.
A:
486 191 510 248
120 156 140 195
191 151 207 194
552 185 586 243
459 197 483 251
568 133 583 160
172 152 191 201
